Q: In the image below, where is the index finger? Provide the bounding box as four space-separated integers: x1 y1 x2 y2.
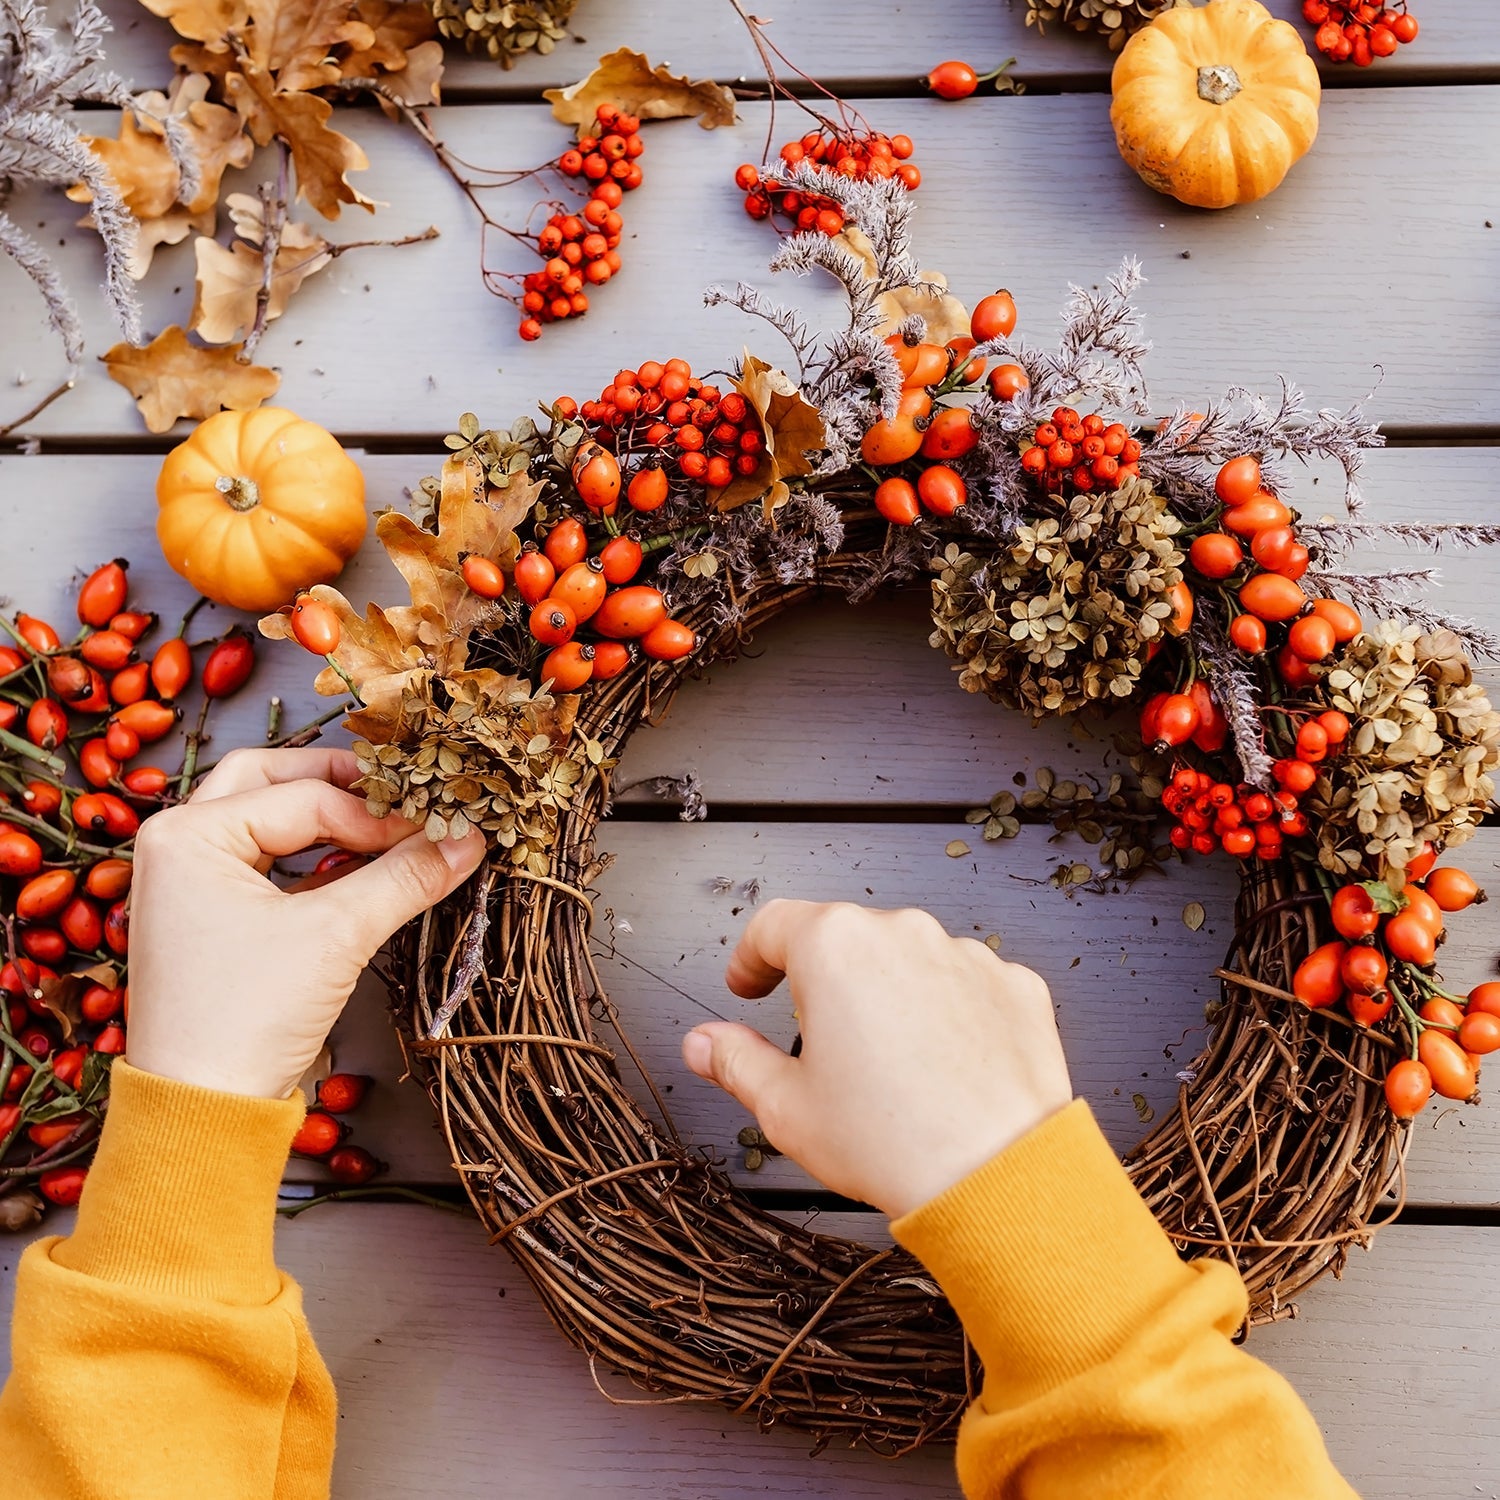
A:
192 747 363 803
725 898 829 999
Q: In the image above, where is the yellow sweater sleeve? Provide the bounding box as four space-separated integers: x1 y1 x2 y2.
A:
0 1061 336 1500
892 1099 1358 1500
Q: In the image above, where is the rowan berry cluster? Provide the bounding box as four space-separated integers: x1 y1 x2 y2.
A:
1019 408 1142 495
1184 454 1365 691
1 562 257 1215
1303 1 1418 65
574 360 766 491
735 128 920 235
518 104 641 341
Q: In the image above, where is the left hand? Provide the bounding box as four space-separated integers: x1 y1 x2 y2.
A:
125 747 485 1100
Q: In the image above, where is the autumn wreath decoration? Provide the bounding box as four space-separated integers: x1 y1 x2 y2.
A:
263 164 1500 1448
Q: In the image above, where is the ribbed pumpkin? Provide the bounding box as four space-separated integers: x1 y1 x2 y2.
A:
156 408 367 613
1111 0 1320 210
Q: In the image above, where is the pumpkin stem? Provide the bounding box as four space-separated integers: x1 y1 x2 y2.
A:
215 474 261 512
1197 64 1243 105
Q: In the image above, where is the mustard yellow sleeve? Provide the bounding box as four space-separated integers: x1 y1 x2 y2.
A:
0 1061 336 1500
892 1099 1358 1500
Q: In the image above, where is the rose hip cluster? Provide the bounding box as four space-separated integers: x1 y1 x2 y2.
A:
290 1070 383 1187
1 561 256 1215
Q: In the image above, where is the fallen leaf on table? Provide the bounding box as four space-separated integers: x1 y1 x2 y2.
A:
139 0 247 45
544 48 737 138
342 0 441 74
1182 901 1206 931
378 39 443 107
102 326 280 433
712 351 825 518
69 109 180 220
245 0 376 93
946 839 972 858
226 66 374 218
128 205 218 279
190 222 332 343
175 86 256 213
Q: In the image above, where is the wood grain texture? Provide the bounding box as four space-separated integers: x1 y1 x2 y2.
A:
86 0 1500 98
4 92 1498 440
5 1206 1497 1499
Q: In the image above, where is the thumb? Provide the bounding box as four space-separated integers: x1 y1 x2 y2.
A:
310 827 486 953
682 1022 797 1125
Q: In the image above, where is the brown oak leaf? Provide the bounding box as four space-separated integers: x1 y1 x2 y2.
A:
544 48 736 139
246 0 376 93
129 206 218 280
376 456 538 641
70 109 180 220
838 227 970 346
102 326 280 433
175 83 256 214
341 0 439 74
190 221 332 343
139 0 248 45
377 39 443 108
712 351 826 518
225 66 374 218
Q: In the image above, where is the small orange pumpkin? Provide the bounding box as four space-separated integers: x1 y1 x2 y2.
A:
156 408 367 612
1111 0 1320 210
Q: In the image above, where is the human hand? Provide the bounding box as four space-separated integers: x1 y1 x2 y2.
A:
681 900 1072 1218
126 748 485 1100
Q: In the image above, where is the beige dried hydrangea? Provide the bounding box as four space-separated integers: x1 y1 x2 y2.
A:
428 0 576 64
1024 0 1188 50
351 669 611 877
929 477 1184 718
1309 624 1500 880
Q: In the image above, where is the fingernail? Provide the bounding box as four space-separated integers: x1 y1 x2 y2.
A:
440 830 480 869
681 1029 713 1079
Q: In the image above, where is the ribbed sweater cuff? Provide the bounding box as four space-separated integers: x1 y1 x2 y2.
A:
52 1060 303 1306
892 1098 1201 1409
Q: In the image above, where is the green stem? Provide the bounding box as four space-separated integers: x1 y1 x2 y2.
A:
176 595 211 638
323 655 363 703
177 697 214 800
0 801 125 860
266 696 284 744
0 725 67 776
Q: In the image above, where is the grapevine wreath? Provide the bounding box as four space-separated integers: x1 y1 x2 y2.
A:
260 150 1500 1449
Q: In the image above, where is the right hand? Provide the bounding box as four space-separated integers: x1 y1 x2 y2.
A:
681 900 1072 1219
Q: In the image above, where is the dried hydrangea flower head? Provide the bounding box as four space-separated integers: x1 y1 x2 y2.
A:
1311 622 1500 880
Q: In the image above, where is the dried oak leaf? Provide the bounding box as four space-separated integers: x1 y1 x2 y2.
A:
375 456 538 642
130 207 218 280
102 326 280 433
343 0 439 71
225 66 374 219
378 39 443 107
71 108 181 220
37 963 120 1044
139 0 248 45
838 227 970 345
544 48 736 138
712 351 825 518
245 0 376 93
190 219 332 343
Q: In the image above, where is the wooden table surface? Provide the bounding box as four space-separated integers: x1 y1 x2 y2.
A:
4 2 1500 1496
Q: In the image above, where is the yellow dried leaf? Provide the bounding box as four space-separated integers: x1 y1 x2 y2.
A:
127 205 217 280
246 0 376 92
101 326 279 433
945 839 972 858
138 0 248 45
343 0 438 72
175 87 256 215
544 48 737 139
190 222 332 343
838 227 971 345
70 110 180 220
225 66 374 219
713 351 825 518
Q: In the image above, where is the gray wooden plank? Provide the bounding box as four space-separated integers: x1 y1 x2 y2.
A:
3 91 1498 439
87 0 1500 99
4 1205 1496 1499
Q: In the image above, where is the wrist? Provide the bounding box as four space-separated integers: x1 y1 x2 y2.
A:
125 1037 300 1101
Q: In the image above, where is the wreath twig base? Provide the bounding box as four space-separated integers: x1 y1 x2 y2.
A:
391 554 1407 1451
